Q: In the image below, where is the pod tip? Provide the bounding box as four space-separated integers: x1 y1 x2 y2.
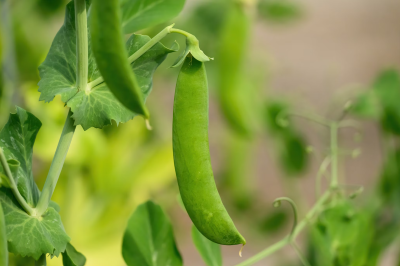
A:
239 244 245 257
145 119 152 130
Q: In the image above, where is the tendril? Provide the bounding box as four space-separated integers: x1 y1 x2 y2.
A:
273 197 298 240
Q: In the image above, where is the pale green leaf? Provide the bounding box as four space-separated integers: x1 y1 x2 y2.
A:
38 1 177 130
0 188 70 260
0 203 8 266
0 107 41 206
192 226 222 266
121 0 185 34
62 243 86 266
122 201 182 266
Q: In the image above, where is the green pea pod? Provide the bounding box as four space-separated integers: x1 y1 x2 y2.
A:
173 55 246 246
0 203 8 266
217 3 254 137
91 0 149 118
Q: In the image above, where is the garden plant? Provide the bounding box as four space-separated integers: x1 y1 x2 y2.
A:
1 0 400 266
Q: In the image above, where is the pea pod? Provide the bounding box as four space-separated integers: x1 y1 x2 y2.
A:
91 0 149 118
217 3 255 137
173 55 246 245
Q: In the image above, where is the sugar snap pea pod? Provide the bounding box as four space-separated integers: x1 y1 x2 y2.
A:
91 0 149 118
217 3 254 137
173 55 246 246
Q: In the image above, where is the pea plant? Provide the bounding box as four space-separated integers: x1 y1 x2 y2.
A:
0 0 398 265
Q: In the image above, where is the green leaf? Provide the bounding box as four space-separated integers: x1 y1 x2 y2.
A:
0 188 70 260
91 0 149 118
349 90 381 119
0 203 8 266
121 0 185 34
0 107 41 206
192 225 222 266
38 1 176 130
122 201 182 266
279 131 308 176
0 108 70 260
373 69 400 134
62 243 86 266
311 201 373 266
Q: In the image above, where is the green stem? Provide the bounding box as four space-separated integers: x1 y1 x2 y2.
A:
291 242 311 266
87 24 176 90
35 111 76 216
277 110 331 128
75 0 88 92
35 254 46 266
236 191 331 266
0 149 35 216
330 122 339 188
169 28 194 38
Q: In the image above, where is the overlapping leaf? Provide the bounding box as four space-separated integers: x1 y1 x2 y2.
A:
0 203 8 266
38 1 177 130
0 108 70 260
0 107 41 206
122 201 182 266
62 243 86 266
121 0 185 34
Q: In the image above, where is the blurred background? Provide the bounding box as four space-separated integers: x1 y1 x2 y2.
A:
1 0 400 265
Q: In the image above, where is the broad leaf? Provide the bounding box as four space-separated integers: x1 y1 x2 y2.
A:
62 243 86 266
38 1 177 130
91 0 149 118
121 0 185 34
311 201 373 266
192 226 222 266
122 201 182 266
0 203 8 266
0 108 70 260
0 107 41 206
0 188 70 260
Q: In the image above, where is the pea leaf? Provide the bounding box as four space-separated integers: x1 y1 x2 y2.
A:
62 243 86 266
0 203 8 266
192 225 222 266
0 108 70 260
122 201 182 266
311 201 373 266
91 0 148 118
121 0 185 34
38 1 177 130
0 107 41 206
373 69 400 135
0 188 70 260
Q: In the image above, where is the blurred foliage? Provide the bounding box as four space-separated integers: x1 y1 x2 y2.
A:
257 0 302 23
264 100 309 177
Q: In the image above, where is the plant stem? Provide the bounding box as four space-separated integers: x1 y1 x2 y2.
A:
35 111 76 216
236 191 331 266
0 149 35 215
330 122 339 188
291 242 311 266
87 24 176 89
35 254 46 266
75 0 88 92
